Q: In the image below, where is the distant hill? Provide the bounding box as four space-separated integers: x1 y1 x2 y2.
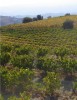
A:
0 16 23 26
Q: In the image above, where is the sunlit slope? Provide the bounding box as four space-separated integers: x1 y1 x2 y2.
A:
1 15 77 32
0 15 77 54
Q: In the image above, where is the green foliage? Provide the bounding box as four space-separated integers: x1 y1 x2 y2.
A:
0 52 10 66
43 58 60 72
37 15 43 20
7 92 31 100
1 43 12 52
13 44 20 49
11 55 34 69
0 94 4 100
43 72 61 94
62 20 74 29
73 82 77 90
15 46 31 55
8 96 21 100
0 93 31 100
54 47 69 59
0 15 77 98
33 17 37 21
20 91 31 100
37 57 60 71
37 48 48 57
65 13 70 16
61 58 77 73
1 67 34 94
23 17 32 23
36 57 45 70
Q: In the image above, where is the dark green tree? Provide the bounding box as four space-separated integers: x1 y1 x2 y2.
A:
22 17 32 23
65 13 70 16
37 15 43 20
33 17 37 21
62 20 74 29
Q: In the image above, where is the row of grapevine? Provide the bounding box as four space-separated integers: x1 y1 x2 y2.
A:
0 67 34 95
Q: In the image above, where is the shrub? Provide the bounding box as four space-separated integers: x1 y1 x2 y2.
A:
43 72 61 95
62 20 74 29
61 58 77 74
43 58 60 72
54 47 69 60
7 96 20 100
1 67 34 94
15 46 31 55
65 13 70 16
13 44 20 49
0 53 10 66
8 95 31 100
23 17 32 23
33 17 37 21
37 15 43 20
37 57 60 72
1 44 11 52
0 93 31 100
37 48 48 57
11 55 34 69
36 57 45 70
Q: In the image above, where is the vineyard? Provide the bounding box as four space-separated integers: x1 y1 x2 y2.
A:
0 15 77 100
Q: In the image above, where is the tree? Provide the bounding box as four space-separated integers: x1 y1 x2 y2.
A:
65 13 70 16
22 17 32 23
37 15 43 20
33 17 37 21
62 20 74 29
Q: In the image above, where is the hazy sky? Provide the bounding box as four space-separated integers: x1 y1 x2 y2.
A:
0 0 77 16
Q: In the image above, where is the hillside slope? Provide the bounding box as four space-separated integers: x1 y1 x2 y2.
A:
1 15 77 28
0 15 77 100
1 15 77 54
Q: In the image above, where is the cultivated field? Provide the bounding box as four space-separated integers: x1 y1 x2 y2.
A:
0 15 77 100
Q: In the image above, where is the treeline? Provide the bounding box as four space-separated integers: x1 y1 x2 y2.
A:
23 15 43 23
